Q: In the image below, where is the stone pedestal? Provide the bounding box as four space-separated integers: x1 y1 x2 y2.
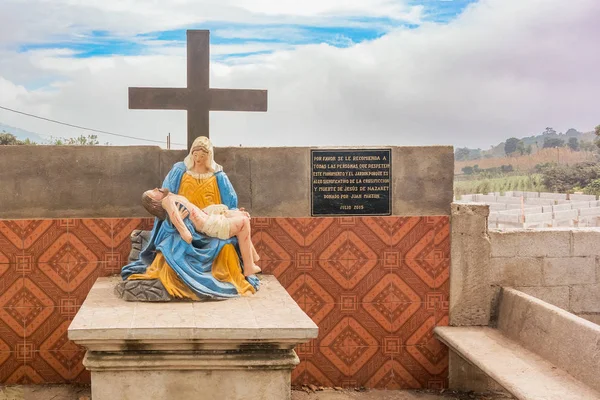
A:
68 276 318 400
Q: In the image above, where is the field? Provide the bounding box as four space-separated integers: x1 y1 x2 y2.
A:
454 174 545 197
455 148 596 175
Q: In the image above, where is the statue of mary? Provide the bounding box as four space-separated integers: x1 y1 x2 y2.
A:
121 136 259 300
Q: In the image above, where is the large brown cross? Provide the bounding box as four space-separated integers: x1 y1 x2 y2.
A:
129 30 268 149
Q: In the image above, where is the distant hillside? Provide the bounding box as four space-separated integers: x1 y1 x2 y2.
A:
0 123 47 143
455 128 596 162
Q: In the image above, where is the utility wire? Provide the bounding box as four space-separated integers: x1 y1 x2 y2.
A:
0 105 186 146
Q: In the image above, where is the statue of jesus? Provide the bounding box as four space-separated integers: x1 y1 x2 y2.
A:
121 136 260 300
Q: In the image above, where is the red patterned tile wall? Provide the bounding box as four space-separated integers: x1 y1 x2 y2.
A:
0 216 449 388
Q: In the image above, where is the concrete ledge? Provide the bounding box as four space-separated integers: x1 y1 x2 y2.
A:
68 275 318 400
435 326 600 400
497 288 600 392
0 145 453 218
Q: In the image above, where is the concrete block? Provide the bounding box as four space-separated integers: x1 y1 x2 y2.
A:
214 148 253 211
524 213 553 223
489 203 507 211
0 145 165 218
249 147 310 217
392 146 454 216
505 203 523 210
523 191 540 198
514 286 570 310
543 257 596 285
571 284 600 313
474 194 497 203
553 209 579 221
539 192 567 200
489 230 571 258
579 207 600 217
572 230 600 256
571 201 592 209
450 203 493 326
496 213 521 224
552 204 572 212
570 194 597 202
524 198 556 206
490 257 543 287
495 196 522 204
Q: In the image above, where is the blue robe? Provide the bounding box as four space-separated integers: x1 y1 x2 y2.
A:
121 162 259 299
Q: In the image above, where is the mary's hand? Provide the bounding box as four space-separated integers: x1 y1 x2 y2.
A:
178 204 190 220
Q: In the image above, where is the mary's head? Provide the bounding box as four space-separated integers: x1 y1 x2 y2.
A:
184 136 222 173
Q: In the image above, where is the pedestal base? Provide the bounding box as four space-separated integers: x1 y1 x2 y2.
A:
87 351 297 400
68 276 318 400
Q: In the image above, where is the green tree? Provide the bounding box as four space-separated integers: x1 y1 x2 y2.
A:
595 125 600 149
543 127 557 136
543 137 565 149
504 137 520 155
455 147 470 161
584 179 600 196
567 137 580 151
0 131 35 145
0 132 22 145
462 166 474 175
542 162 600 193
49 134 101 146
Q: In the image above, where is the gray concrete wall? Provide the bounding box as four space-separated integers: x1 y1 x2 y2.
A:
490 228 600 322
450 205 600 326
0 145 453 219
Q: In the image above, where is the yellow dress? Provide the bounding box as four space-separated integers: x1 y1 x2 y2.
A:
128 173 256 299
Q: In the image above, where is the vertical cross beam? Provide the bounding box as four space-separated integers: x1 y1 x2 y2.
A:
186 31 210 148
128 30 268 149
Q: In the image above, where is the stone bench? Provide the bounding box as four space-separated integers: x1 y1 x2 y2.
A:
68 275 318 400
435 288 600 400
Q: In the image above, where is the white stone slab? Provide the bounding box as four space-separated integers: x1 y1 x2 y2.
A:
540 192 567 200
570 194 597 202
69 276 318 344
579 207 600 217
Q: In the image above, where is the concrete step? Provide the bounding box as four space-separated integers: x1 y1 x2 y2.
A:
435 326 600 400
435 287 600 400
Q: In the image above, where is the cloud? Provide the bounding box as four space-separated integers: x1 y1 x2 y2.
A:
0 0 598 149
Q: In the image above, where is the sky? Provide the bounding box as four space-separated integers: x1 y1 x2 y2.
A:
0 0 598 149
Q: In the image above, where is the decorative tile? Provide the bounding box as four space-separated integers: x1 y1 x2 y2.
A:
291 360 306 387
69 262 106 305
27 308 80 353
0 216 451 388
0 351 22 384
0 220 25 257
0 316 22 351
25 350 85 383
302 360 337 387
303 219 348 260
20 220 70 264
393 263 441 303
254 218 304 261
405 315 448 375
29 263 70 302
367 358 422 389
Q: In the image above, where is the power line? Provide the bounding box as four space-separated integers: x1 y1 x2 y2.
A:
0 105 186 146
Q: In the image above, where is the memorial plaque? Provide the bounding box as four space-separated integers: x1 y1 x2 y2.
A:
311 149 392 216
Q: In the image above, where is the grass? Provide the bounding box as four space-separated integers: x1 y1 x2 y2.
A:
455 148 596 175
454 174 545 198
